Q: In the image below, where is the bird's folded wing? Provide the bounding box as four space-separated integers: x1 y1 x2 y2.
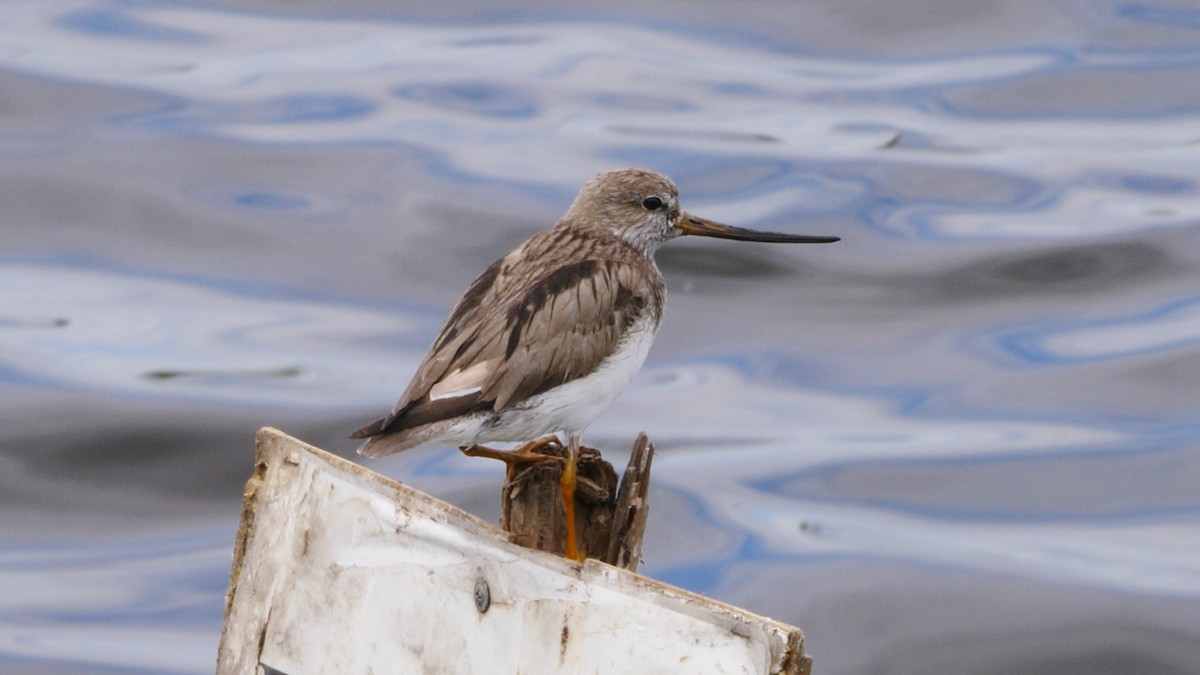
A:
486 259 657 410
353 258 659 438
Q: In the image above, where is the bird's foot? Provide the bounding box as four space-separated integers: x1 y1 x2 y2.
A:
459 435 564 466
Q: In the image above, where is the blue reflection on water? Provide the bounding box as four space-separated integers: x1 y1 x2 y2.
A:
56 7 204 43
392 81 538 118
999 296 1200 364
1120 5 1200 29
264 94 376 123
1112 172 1193 195
130 94 378 132
232 192 312 210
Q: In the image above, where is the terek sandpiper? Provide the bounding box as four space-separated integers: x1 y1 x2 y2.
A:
352 168 838 559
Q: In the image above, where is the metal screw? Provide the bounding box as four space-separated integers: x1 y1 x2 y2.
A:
473 578 490 614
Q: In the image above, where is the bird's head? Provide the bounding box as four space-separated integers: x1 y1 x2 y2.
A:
563 168 839 256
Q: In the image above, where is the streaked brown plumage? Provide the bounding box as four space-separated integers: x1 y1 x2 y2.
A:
352 225 664 455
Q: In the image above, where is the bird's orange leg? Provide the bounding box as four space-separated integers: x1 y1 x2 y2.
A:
459 435 563 465
562 433 584 562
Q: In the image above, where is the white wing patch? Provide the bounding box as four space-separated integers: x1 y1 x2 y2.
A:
429 359 496 401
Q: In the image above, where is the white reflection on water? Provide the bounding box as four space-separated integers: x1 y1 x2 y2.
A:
705 490 1200 595
0 530 229 674
0 263 426 408
605 357 1121 462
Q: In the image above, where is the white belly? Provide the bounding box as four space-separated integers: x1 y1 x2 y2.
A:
445 314 659 445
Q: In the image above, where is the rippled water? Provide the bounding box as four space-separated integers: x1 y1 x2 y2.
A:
2 0 1199 673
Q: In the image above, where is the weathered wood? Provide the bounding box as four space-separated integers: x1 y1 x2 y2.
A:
218 428 813 674
499 434 654 571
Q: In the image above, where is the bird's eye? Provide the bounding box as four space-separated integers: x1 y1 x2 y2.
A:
642 196 665 211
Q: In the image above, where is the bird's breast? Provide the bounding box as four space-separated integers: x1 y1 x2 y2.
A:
512 311 660 435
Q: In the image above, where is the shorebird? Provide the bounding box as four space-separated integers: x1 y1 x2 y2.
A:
352 168 838 559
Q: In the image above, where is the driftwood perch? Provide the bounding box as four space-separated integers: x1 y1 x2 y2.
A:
219 428 812 674
498 433 655 572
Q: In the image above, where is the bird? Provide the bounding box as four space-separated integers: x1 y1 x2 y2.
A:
351 168 838 560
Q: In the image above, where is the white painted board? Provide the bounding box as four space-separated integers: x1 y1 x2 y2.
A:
217 427 810 675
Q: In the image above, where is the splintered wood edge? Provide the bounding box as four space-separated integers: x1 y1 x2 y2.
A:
222 427 810 674
607 432 654 571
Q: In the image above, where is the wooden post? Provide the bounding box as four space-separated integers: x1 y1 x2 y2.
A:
499 434 654 571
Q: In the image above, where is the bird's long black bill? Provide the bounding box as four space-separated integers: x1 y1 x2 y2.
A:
680 213 839 243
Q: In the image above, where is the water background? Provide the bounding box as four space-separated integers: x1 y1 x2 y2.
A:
2 0 1199 672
